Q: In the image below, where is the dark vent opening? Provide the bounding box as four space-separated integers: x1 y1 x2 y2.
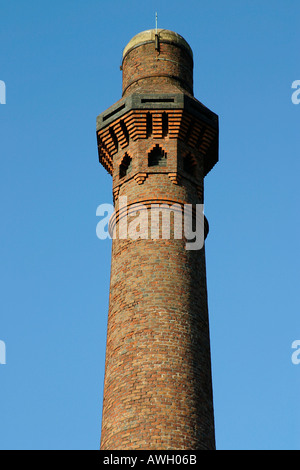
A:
141 98 174 103
103 104 126 122
146 112 153 138
119 153 132 178
120 119 129 144
183 153 197 177
162 112 168 138
109 127 119 152
148 145 167 167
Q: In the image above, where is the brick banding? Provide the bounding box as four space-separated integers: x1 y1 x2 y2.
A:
108 198 209 242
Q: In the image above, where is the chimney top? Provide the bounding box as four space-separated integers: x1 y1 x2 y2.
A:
122 29 193 61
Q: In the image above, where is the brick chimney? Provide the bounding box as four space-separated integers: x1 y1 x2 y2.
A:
97 28 219 450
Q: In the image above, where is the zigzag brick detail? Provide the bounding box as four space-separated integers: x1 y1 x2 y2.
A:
113 121 128 148
97 109 217 177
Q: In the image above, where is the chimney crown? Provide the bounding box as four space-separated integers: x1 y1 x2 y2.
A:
122 29 194 97
122 29 193 60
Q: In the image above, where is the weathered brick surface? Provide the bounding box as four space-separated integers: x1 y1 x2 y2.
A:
122 42 194 97
98 30 217 450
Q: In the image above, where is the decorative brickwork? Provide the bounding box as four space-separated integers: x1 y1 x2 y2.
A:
97 29 219 450
97 108 218 178
133 172 148 185
168 172 181 185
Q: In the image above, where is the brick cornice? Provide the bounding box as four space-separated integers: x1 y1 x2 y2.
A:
97 95 218 177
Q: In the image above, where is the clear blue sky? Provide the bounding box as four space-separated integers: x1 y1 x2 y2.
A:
0 0 299 450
